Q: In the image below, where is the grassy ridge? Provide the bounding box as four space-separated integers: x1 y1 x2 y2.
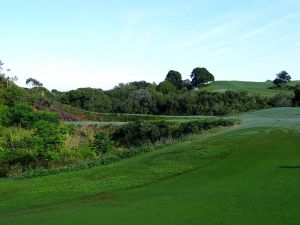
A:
203 80 295 97
1 108 300 224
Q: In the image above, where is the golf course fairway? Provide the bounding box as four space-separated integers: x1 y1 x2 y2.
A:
1 107 300 225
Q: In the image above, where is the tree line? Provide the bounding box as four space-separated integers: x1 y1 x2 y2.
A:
54 68 299 116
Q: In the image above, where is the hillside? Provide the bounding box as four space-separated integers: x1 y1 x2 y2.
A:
1 107 300 225
203 80 295 97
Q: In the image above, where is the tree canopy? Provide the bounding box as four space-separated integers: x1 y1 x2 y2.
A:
26 78 43 88
273 71 291 87
157 80 176 94
293 83 300 106
165 70 182 89
190 67 215 87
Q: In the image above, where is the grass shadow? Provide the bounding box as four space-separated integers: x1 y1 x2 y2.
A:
279 166 300 169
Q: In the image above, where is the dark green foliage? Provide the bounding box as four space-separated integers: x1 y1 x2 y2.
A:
105 87 270 116
165 70 182 89
128 81 153 90
91 131 115 154
2 84 24 106
175 90 269 116
26 78 43 88
182 79 193 90
124 89 156 114
178 119 235 134
59 88 112 113
273 71 291 87
157 80 177 94
0 105 10 126
111 119 235 147
8 104 59 128
111 121 175 147
293 84 300 106
269 93 292 107
190 67 215 87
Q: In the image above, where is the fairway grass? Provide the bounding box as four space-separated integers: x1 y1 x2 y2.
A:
1 108 300 225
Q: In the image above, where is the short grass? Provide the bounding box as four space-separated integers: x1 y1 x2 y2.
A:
203 80 295 97
1 108 300 225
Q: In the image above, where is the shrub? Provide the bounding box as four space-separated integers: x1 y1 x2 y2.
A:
111 119 235 147
7 103 59 128
269 93 292 107
0 105 10 126
33 121 68 160
91 131 115 154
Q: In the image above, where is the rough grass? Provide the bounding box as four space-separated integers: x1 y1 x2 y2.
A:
65 115 217 126
1 108 300 225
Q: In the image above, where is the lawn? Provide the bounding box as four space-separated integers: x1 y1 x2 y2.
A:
1 108 300 225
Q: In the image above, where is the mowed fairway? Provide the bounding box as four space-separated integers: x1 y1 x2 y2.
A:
1 108 300 225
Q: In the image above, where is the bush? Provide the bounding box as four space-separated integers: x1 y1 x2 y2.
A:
0 105 10 126
32 121 68 161
269 93 292 107
91 131 115 154
111 119 235 147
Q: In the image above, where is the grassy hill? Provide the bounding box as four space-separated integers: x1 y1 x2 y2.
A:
1 107 300 225
203 80 295 97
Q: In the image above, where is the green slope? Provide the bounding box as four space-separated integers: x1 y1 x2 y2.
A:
203 80 295 97
1 108 300 225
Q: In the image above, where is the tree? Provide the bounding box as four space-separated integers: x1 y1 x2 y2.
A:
273 71 291 88
0 61 5 79
126 89 155 114
190 67 215 87
157 80 176 94
60 88 112 112
293 83 300 106
182 79 193 90
165 70 182 89
26 78 43 88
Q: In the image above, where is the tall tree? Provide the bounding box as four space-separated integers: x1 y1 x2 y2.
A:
190 67 214 87
157 80 176 94
26 78 43 88
165 70 182 89
273 71 291 87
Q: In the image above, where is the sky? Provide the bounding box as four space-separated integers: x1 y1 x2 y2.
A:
0 0 299 91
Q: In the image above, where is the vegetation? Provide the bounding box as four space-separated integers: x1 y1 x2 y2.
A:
190 67 215 87
1 108 300 225
1 58 300 224
165 70 182 89
293 83 300 106
202 80 296 97
273 70 292 88
61 86 271 116
111 119 235 147
26 78 43 88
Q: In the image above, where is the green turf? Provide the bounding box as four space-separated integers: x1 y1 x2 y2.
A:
1 107 300 225
203 80 295 97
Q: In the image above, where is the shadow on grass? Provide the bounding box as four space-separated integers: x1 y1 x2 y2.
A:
279 166 300 169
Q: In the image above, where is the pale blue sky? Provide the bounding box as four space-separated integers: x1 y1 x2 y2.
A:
0 0 299 90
